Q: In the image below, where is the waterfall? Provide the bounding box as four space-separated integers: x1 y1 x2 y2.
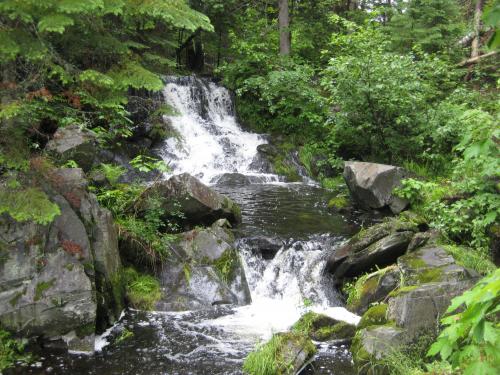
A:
160 76 279 184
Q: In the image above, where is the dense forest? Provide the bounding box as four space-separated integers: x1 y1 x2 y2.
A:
0 1 499 375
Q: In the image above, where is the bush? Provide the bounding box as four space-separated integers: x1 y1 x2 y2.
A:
123 267 161 311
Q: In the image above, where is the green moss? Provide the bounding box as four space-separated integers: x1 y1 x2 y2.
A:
34 279 55 301
357 304 388 330
9 291 23 307
405 256 427 269
292 311 323 335
327 195 349 210
243 332 316 375
64 263 74 272
123 267 161 310
416 267 443 283
314 322 356 341
351 330 371 369
75 322 95 338
388 285 419 298
115 328 134 344
213 249 239 284
272 155 301 182
443 244 495 275
345 266 398 309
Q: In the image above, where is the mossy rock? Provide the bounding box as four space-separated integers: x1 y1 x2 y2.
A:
292 312 355 342
243 332 316 375
346 265 400 314
357 304 388 330
327 195 350 213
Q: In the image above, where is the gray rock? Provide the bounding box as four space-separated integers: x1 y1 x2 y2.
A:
0 168 124 352
326 219 417 275
397 246 478 285
353 325 410 365
157 220 251 311
330 231 414 279
344 161 409 214
240 236 284 259
140 173 242 226
45 125 98 172
387 280 476 336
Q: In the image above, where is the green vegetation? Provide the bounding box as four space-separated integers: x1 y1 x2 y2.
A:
213 249 239 284
123 267 161 311
357 304 388 330
34 279 55 301
428 269 500 374
115 328 134 345
443 244 496 275
243 332 316 375
0 328 31 371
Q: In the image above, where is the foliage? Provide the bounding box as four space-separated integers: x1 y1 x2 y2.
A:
0 328 31 371
115 328 134 345
130 155 170 173
123 267 161 311
0 186 60 225
243 332 316 375
386 0 464 55
428 269 500 374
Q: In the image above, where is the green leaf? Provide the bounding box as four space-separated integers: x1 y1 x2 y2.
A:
38 14 74 34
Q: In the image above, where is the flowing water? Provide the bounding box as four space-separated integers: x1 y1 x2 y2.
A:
11 77 369 375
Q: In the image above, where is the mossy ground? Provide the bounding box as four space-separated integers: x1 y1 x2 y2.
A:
243 332 316 375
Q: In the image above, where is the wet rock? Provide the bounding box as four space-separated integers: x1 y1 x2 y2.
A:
357 303 389 330
140 173 242 227
293 311 357 343
352 325 410 373
0 168 125 352
347 266 400 314
387 280 476 336
45 125 99 172
344 161 409 214
157 220 251 311
241 236 284 259
330 231 414 279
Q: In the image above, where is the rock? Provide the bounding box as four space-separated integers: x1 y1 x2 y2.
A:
387 280 476 337
244 332 316 375
326 219 417 275
347 266 400 314
330 231 414 279
352 325 410 373
45 125 99 172
343 161 409 214
397 246 478 285
0 168 125 353
140 173 242 227
156 220 251 311
240 236 284 260
292 311 356 343
357 304 389 330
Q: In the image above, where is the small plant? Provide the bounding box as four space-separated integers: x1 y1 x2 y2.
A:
130 155 170 173
115 328 134 345
123 267 161 311
427 269 500 374
0 329 32 371
100 163 126 186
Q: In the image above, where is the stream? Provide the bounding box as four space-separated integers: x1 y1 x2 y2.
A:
11 76 377 375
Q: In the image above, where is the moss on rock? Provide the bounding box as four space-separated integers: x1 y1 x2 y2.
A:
357 304 388 330
243 332 316 375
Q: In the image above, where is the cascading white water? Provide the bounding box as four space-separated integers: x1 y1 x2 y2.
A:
159 76 359 341
160 76 279 184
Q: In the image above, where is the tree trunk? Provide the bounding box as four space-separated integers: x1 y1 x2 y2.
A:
278 0 291 55
471 0 484 59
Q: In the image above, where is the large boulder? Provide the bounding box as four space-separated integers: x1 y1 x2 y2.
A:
239 236 284 260
140 173 242 227
326 219 417 279
0 168 124 353
293 312 356 343
387 280 475 337
45 125 99 172
344 161 409 214
156 220 251 311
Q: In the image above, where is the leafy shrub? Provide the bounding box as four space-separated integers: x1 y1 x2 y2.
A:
0 328 31 371
428 269 500 374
